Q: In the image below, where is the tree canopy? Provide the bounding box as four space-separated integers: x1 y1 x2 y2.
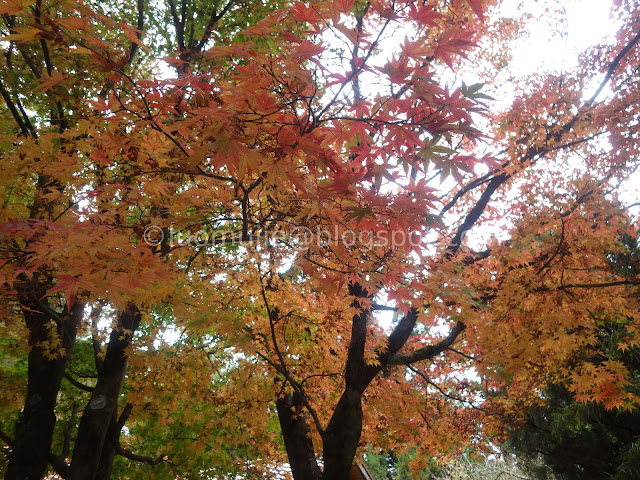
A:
502 234 640 480
0 0 639 479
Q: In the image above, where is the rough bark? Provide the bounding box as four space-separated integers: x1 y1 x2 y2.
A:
5 282 83 480
69 305 141 480
94 403 133 480
321 388 363 480
276 392 323 480
93 412 119 480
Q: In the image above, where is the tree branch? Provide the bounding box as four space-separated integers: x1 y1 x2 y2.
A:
17 45 42 78
196 0 235 51
48 454 70 479
26 291 62 323
110 404 146 469
116 403 133 432
440 167 501 216
167 0 185 50
389 321 465 366
378 308 419 366
446 173 509 258
34 0 54 77
116 445 165 465
64 372 95 392
535 217 565 276
344 282 372 392
371 303 398 311
447 347 478 362
126 0 145 65
0 428 14 446
589 28 640 103
555 280 640 290
443 33 638 260
258 277 325 435
0 79 33 137
480 280 640 304
408 366 491 414
91 302 105 372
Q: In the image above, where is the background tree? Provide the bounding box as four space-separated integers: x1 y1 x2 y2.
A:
363 449 555 480
501 233 640 480
364 449 445 480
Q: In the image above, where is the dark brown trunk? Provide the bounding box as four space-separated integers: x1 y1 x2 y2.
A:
5 299 82 480
94 403 133 480
276 392 322 480
93 412 118 480
69 306 140 480
313 284 372 480
321 388 363 480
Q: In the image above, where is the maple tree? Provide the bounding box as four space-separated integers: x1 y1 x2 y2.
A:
0 0 639 480
502 235 640 480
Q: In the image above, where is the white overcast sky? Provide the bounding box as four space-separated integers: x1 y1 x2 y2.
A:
502 0 619 74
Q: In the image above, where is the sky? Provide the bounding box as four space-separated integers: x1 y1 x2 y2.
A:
503 0 619 75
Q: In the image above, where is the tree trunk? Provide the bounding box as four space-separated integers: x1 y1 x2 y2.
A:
94 403 133 480
313 284 372 480
276 392 322 480
93 412 119 480
5 299 83 480
69 305 141 480
321 388 363 480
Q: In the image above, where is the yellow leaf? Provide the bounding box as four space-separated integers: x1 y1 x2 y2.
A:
0 0 35 15
38 70 65 92
3 27 39 43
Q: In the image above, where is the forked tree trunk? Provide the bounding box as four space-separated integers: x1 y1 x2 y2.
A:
281 284 429 480
277 388 364 480
69 305 141 480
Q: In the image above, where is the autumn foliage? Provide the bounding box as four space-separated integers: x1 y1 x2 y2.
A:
0 0 639 479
